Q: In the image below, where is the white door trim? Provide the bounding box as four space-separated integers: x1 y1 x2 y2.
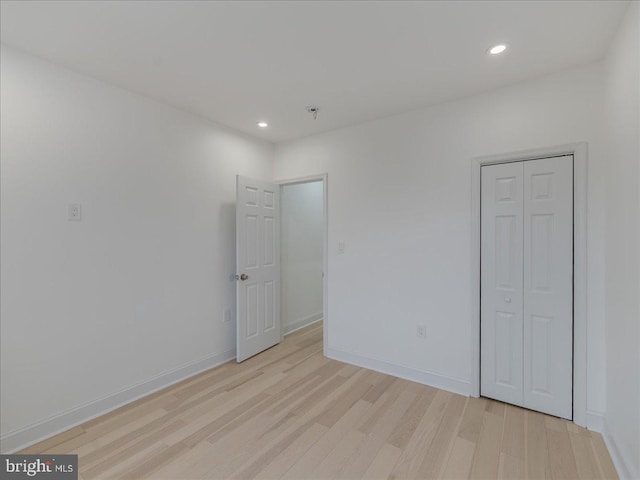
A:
277 173 329 357
470 143 588 426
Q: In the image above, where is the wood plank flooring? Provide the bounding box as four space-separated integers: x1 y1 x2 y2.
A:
21 323 618 479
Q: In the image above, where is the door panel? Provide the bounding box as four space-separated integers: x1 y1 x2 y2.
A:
264 280 275 331
481 156 573 420
481 162 524 407
523 156 573 419
495 215 518 289
530 214 554 293
494 310 519 387
237 175 281 362
246 215 258 268
530 314 552 394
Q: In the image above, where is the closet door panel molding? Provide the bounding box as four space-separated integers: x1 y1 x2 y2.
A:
480 162 525 407
523 156 573 419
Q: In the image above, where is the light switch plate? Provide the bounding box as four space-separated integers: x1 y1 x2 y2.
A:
68 203 82 221
417 325 426 338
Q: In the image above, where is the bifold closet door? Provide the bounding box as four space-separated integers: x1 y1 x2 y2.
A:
523 156 573 419
481 162 525 408
481 156 573 420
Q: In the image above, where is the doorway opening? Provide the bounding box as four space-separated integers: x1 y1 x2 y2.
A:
280 180 324 338
234 174 328 362
278 175 328 355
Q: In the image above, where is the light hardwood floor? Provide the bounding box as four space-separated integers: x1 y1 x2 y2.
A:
21 323 617 479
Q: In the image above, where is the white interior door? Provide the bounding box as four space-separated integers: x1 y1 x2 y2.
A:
481 162 525 407
481 156 573 419
236 175 281 362
523 156 573 419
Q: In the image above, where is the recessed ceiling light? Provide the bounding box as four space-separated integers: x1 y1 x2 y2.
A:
489 44 507 55
257 122 268 128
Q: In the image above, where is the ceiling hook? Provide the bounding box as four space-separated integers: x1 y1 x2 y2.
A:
306 105 319 120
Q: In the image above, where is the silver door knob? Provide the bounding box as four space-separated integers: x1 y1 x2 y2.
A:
504 297 512 303
239 274 249 281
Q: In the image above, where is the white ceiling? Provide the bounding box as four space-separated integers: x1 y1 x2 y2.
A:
0 0 629 142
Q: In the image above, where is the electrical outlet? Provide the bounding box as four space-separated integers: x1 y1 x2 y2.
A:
223 308 232 323
417 325 426 339
68 203 82 221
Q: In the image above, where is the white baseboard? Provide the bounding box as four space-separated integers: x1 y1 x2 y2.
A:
585 410 605 432
326 347 471 396
602 420 639 480
283 313 323 336
0 348 235 454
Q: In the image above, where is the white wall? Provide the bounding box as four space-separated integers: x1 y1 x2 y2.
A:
603 3 640 478
275 63 607 415
281 181 324 334
3 29 628 464
0 46 274 452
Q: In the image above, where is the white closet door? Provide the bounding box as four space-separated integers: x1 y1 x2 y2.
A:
481 162 525 407
481 156 573 419
523 156 573 419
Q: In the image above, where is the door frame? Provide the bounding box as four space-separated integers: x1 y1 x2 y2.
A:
276 173 329 356
470 143 588 426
